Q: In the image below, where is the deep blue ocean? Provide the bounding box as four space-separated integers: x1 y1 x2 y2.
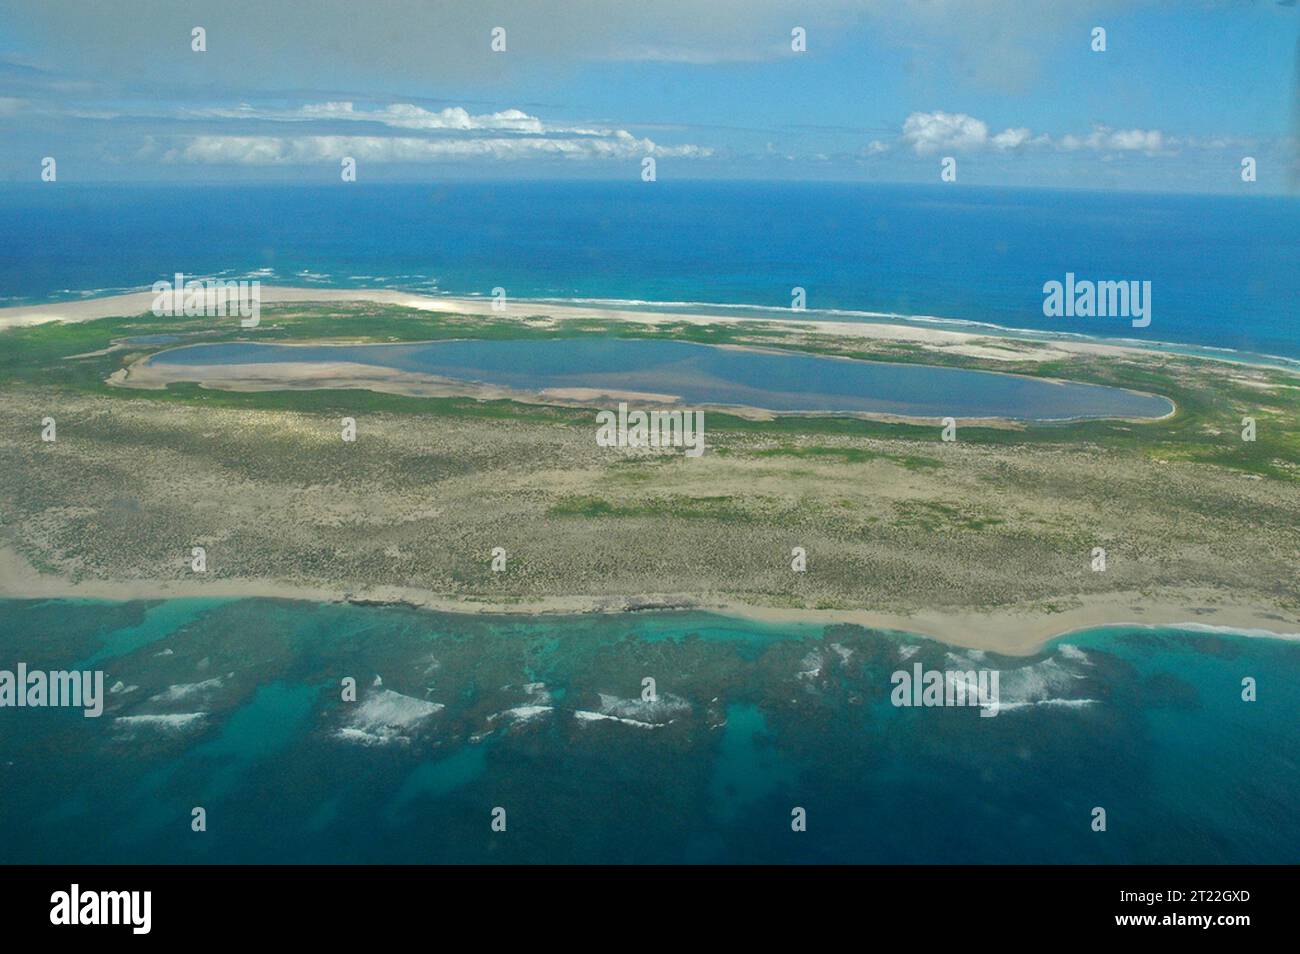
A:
1 598 1297 864
2 181 1297 361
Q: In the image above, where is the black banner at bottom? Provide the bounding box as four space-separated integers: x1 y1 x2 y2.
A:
0 864 1286 940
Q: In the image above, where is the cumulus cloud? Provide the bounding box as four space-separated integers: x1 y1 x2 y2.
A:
990 127 1047 150
901 111 989 154
162 132 711 165
154 99 712 165
196 101 606 137
1060 126 1168 153
897 111 1170 156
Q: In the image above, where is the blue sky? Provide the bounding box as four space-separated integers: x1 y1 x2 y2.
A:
1 0 1296 192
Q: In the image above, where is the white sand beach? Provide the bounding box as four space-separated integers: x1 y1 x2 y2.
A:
0 284 1137 364
1 541 1294 656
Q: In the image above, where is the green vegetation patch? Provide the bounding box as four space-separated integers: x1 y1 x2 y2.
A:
548 494 756 522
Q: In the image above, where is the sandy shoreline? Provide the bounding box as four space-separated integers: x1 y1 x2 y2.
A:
2 543 1293 656
0 284 1160 364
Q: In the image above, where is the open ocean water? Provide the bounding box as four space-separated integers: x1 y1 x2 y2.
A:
1 597 1298 864
2 181 1298 361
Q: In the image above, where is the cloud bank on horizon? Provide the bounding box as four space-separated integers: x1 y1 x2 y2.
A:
0 0 1296 192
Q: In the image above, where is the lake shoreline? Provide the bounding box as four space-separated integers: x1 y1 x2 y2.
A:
113 338 1178 424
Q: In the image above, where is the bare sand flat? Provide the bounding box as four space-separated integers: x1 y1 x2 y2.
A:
106 355 1089 425
107 358 554 404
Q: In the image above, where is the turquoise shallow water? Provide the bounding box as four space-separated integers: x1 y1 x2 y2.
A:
147 338 1174 421
1 598 1297 863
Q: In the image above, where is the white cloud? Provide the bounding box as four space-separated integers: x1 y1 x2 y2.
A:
1061 126 1167 154
898 112 1172 157
155 99 712 165
989 127 1050 151
197 101 607 137
302 102 548 132
162 133 711 165
901 111 989 154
